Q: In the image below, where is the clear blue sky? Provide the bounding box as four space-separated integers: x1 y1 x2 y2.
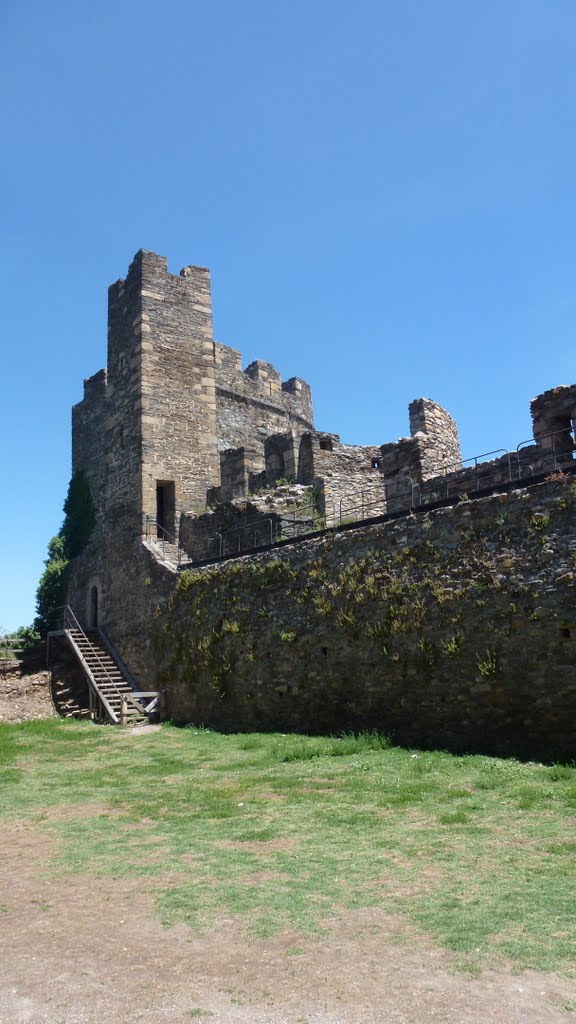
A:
1 0 575 631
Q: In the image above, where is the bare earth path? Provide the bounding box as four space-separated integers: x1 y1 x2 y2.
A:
1 818 575 1024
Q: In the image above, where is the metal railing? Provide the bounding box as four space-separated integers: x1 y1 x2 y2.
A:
49 606 158 724
516 428 575 478
212 517 276 558
185 428 575 563
142 515 186 566
209 497 320 558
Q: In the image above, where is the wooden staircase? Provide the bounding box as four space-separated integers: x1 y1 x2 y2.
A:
48 607 160 726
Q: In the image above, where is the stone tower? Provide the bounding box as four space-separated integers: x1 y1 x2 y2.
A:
74 249 221 540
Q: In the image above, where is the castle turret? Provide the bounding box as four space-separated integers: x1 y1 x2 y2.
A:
107 249 220 537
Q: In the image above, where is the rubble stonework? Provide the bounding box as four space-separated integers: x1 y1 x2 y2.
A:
66 250 576 750
156 480 576 759
70 249 468 628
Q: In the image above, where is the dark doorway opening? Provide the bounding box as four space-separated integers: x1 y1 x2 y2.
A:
156 481 176 540
90 586 98 627
297 434 314 484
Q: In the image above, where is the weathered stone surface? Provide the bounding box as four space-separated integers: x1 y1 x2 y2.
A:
67 250 576 759
180 484 316 561
155 480 576 760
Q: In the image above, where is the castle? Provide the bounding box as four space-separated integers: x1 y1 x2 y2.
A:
64 250 576 751
72 249 467 542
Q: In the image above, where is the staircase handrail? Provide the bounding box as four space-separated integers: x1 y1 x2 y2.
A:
61 606 147 723
142 515 185 565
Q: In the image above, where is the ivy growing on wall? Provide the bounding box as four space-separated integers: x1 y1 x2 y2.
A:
154 529 521 707
151 481 576 755
34 471 96 635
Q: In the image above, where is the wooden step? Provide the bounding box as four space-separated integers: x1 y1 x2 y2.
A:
63 621 150 726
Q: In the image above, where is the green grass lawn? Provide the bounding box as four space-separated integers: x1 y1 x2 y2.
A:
1 719 575 975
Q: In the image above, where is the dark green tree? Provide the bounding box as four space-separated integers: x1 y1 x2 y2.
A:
34 472 96 635
61 471 96 559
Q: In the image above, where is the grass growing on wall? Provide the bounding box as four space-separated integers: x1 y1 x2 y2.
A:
153 531 542 712
153 486 576 760
0 719 575 976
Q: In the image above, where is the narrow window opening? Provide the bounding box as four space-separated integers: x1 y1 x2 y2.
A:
319 438 333 452
371 458 381 469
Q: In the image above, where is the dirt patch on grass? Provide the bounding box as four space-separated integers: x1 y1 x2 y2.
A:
35 803 122 823
241 870 291 885
0 669 55 723
216 838 295 854
1 816 576 1024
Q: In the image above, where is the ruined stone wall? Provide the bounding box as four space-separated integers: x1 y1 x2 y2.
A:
214 348 314 466
409 398 461 478
530 384 576 445
307 435 387 522
72 369 109 530
293 400 462 525
155 478 576 759
180 484 316 561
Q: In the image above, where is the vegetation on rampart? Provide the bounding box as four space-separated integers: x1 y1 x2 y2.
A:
157 536 521 693
154 481 576 757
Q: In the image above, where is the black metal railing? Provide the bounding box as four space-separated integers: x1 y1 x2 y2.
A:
142 515 186 566
183 428 575 564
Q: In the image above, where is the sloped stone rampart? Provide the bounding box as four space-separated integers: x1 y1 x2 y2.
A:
154 479 576 759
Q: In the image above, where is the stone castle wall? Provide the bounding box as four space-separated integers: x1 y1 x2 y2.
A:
66 250 576 760
409 398 461 477
154 478 576 760
214 346 313 455
72 251 315 528
68 250 318 680
66 531 176 687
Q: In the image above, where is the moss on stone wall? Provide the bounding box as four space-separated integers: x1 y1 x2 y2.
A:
154 480 576 758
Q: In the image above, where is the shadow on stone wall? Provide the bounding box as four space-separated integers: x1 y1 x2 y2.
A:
154 479 576 762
